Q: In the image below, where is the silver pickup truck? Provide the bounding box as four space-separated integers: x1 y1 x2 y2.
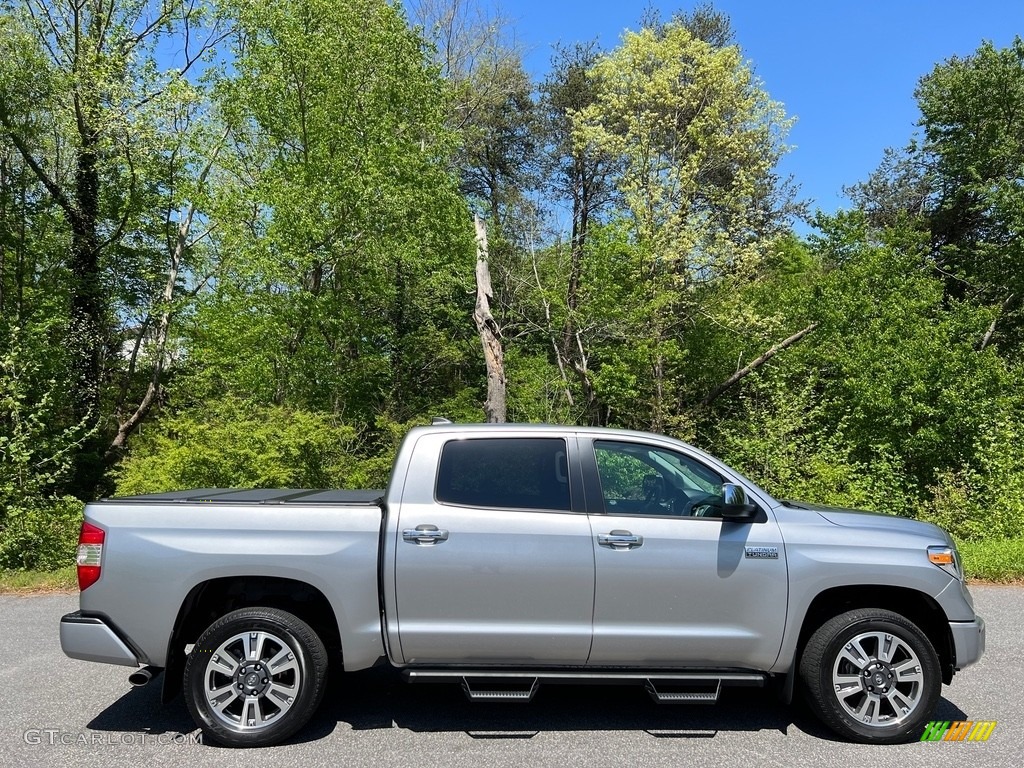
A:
60 422 985 747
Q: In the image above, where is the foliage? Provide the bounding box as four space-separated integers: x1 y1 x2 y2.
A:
574 21 795 268
184 0 476 425
924 416 1024 541
0 325 87 569
709 376 916 517
0 497 83 571
2 5 1024 577
703 212 1024 540
115 398 367 493
957 538 1024 583
565 20 797 430
854 37 1024 356
0 0 227 498
916 38 1024 298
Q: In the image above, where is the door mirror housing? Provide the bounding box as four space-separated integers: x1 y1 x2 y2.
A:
716 483 758 520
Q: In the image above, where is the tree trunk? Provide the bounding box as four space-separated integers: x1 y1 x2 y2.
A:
473 215 506 423
107 132 227 461
562 158 604 425
106 206 187 461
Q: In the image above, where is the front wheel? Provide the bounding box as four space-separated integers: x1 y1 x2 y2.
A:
184 607 328 747
799 608 941 744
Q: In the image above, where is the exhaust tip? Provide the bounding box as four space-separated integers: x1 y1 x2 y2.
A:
128 666 162 687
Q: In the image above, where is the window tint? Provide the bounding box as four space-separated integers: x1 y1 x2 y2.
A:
436 438 571 511
594 440 725 517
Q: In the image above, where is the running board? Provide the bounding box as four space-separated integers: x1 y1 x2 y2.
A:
404 669 765 704
645 678 721 703
461 676 539 702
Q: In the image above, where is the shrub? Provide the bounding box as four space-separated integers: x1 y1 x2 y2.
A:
115 397 366 494
0 497 83 571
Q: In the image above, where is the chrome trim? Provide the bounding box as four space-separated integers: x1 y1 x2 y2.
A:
402 526 449 545
597 531 643 549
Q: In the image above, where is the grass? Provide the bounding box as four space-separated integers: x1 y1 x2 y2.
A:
958 538 1024 584
0 566 76 594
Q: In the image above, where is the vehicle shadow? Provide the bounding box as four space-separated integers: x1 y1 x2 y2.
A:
86 678 194 735
306 666 969 745
86 666 969 747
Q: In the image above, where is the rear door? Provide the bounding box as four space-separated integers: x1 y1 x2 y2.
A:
583 437 788 670
392 432 595 665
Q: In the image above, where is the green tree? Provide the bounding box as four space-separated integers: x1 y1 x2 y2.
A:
853 38 1024 355
0 0 224 498
704 213 1023 539
916 38 1024 352
570 20 797 430
844 145 932 230
115 397 366 493
178 0 475 424
409 0 534 231
535 42 617 422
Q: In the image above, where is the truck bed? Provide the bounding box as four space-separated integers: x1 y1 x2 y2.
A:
75 488 388 672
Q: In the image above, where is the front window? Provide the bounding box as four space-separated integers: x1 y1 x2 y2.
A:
593 440 726 517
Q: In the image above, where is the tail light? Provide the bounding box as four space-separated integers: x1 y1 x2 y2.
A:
77 522 105 590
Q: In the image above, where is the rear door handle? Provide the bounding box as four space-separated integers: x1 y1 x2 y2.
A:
598 530 643 549
403 524 449 545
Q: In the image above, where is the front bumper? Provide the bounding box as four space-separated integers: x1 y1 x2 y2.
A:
950 616 985 670
60 611 140 667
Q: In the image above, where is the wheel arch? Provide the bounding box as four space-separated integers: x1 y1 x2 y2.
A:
162 576 342 703
779 584 955 704
800 586 953 681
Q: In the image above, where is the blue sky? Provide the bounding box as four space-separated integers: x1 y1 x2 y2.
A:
494 0 1024 222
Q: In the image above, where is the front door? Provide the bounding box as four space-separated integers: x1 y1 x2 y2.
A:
584 438 788 670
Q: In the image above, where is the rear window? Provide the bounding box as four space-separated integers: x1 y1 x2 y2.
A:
436 438 571 511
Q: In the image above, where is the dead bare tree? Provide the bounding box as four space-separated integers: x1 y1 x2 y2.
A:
473 215 506 423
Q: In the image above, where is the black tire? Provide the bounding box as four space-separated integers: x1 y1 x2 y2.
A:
184 607 328 747
799 608 941 744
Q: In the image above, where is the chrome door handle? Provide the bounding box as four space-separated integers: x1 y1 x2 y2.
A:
598 530 643 549
403 525 449 545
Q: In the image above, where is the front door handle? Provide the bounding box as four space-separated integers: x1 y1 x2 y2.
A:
598 530 643 549
403 524 449 545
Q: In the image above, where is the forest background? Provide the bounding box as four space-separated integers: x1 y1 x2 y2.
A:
1 0 1023 580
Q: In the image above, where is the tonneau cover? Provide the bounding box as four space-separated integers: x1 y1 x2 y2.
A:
99 488 385 505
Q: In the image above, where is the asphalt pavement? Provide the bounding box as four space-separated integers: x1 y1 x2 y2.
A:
0 586 1020 768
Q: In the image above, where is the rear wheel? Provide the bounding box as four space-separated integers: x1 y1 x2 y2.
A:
799 608 940 744
184 607 327 747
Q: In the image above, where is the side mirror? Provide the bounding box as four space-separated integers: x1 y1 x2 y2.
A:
716 483 758 520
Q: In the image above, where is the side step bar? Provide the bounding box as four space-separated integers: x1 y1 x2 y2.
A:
461 676 539 702
404 669 766 704
645 678 721 703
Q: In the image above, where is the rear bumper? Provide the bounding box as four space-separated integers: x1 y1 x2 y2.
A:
60 611 140 667
950 616 985 670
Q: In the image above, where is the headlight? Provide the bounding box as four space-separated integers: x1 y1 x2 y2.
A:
927 544 962 580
